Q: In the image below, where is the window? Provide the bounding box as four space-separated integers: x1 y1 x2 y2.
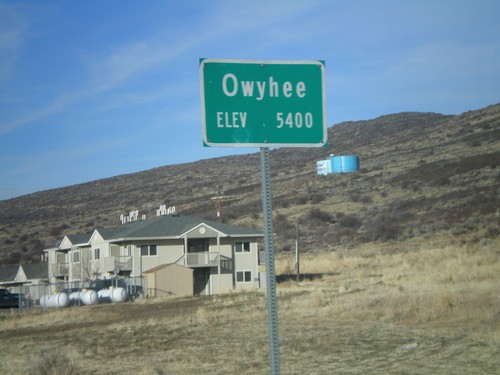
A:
188 239 209 253
236 270 252 283
150 245 157 256
141 244 157 256
235 242 251 253
72 250 80 263
94 248 100 260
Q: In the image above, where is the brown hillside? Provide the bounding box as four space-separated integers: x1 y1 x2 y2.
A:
1 104 499 265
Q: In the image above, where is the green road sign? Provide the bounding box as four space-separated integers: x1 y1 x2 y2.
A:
200 59 327 147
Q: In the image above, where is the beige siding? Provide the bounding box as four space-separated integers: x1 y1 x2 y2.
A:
146 272 156 296
209 273 233 294
158 241 184 264
139 239 185 273
233 238 260 290
59 236 73 250
219 238 234 258
110 245 120 257
146 264 193 297
70 263 81 279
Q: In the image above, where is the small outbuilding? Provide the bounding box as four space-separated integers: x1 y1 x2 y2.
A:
144 263 194 297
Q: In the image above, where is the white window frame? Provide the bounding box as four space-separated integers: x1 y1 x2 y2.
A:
93 248 100 260
235 241 251 253
236 270 252 283
72 250 80 263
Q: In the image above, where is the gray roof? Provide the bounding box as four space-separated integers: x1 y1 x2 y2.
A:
20 263 48 280
144 263 193 274
0 264 48 284
0 266 18 282
98 215 263 241
66 233 92 245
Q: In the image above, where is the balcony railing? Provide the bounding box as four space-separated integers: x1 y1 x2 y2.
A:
182 252 219 267
103 256 133 272
220 255 233 271
53 263 69 277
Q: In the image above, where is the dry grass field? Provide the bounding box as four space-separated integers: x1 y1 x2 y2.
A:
1 237 498 374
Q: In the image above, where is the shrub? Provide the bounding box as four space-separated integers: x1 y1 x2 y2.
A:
3 237 14 245
306 208 334 224
433 176 451 186
4 250 22 265
484 226 500 238
30 349 77 375
274 213 290 230
362 215 400 242
349 193 361 202
310 290 325 308
47 224 69 238
310 193 325 204
349 193 372 204
294 195 309 205
337 213 362 229
196 307 217 328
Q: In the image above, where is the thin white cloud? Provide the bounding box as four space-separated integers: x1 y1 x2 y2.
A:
375 41 500 103
0 12 221 135
0 4 26 83
83 40 180 91
0 86 93 135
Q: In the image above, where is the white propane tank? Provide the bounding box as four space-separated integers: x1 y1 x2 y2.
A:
97 288 128 303
40 293 69 308
111 287 128 303
81 290 98 305
97 289 112 303
70 290 98 305
69 291 81 302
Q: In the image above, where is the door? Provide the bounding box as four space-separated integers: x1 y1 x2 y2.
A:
194 269 209 295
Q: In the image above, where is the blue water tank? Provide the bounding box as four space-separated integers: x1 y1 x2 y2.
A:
331 156 342 173
330 155 360 173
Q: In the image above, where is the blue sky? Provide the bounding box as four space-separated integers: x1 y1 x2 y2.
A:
1 0 499 200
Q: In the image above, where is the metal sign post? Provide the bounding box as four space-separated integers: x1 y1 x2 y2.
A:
260 147 281 375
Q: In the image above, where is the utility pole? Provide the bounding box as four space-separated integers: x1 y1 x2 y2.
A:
210 186 224 223
217 187 222 223
211 187 238 223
